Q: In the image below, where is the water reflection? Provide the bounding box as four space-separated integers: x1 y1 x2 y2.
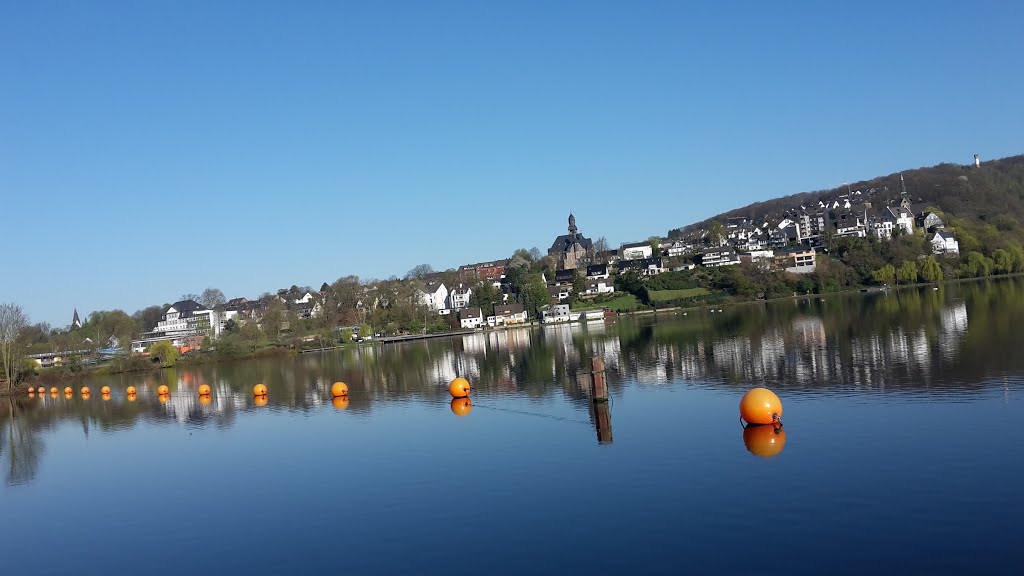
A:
2 278 1024 486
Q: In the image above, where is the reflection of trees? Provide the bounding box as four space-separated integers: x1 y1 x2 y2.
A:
2 399 45 486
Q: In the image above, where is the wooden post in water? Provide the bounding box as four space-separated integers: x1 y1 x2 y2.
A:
591 356 608 402
592 400 613 444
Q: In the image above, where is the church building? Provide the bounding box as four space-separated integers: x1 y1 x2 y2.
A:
548 213 594 270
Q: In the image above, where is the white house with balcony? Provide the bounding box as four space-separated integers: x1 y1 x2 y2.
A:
448 285 472 310
419 281 449 312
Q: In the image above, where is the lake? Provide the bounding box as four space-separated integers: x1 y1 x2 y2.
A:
3 278 1024 575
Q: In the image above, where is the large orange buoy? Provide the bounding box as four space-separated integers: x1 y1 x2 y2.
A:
739 387 783 425
50 387 58 395
127 392 137 402
253 383 267 397
37 387 46 394
126 386 137 395
64 386 73 395
332 396 349 410
80 386 91 395
158 393 170 403
81 391 91 400
743 424 787 458
157 385 169 395
100 386 111 395
27 389 35 396
101 392 112 401
64 391 73 399
450 397 472 417
449 377 471 398
199 394 212 406
50 390 58 398
198 384 211 396
254 395 269 407
331 382 349 397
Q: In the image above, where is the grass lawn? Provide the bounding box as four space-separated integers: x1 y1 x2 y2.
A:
572 293 642 312
647 288 711 302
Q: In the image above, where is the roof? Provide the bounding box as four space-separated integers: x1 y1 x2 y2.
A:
933 231 955 241
620 241 650 249
775 246 816 255
423 281 446 293
618 257 663 268
495 303 525 315
555 269 575 282
460 307 482 319
169 300 205 313
586 263 608 276
549 234 593 254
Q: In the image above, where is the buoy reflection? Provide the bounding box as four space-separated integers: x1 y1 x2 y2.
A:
332 395 350 410
743 424 787 458
450 397 472 416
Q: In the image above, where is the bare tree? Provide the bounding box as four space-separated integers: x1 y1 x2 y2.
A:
1 303 29 391
199 287 226 310
180 293 201 303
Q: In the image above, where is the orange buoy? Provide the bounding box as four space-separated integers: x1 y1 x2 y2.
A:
64 391 73 399
101 386 111 395
158 393 170 403
253 383 267 397
254 395 269 407
157 385 169 395
102 392 112 401
331 382 349 397
28 389 35 396
199 394 212 406
739 387 783 425
64 386 73 395
38 387 46 394
80 386 91 395
127 392 137 402
50 390 58 398
450 397 472 416
126 386 136 395
743 424 787 458
448 377 471 398
198 384 211 396
332 395 350 410
50 387 58 394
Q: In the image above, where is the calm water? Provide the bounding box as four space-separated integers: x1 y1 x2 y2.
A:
3 278 1024 575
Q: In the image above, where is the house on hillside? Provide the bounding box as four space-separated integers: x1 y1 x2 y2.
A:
489 303 527 326
697 248 740 268
541 304 571 324
586 263 610 280
459 307 483 329
620 241 654 260
583 278 615 296
775 247 817 274
618 257 665 275
919 211 946 232
931 231 960 255
448 284 472 310
548 285 570 302
420 281 449 312
884 206 915 235
548 213 594 270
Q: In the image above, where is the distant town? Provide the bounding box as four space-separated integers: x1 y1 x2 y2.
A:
10 152 1023 384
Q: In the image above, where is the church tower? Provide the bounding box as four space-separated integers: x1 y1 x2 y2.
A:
568 212 578 237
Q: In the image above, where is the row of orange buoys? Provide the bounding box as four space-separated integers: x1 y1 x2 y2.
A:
740 387 786 458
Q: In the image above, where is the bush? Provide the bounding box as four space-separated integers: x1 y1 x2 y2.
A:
149 341 179 368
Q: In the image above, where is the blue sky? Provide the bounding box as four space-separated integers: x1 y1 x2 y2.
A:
2 0 1023 326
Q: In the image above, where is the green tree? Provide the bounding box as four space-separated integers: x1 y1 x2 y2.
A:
521 274 550 317
871 264 896 285
149 340 179 368
706 221 726 246
896 261 918 284
992 249 1014 274
260 298 286 338
468 281 501 318
960 251 994 278
919 257 943 283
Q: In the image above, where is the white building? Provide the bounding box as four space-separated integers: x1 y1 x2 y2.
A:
459 307 483 329
698 248 740 267
583 278 615 296
448 285 472 310
931 231 960 255
885 206 915 235
420 281 449 312
541 304 572 324
621 242 654 260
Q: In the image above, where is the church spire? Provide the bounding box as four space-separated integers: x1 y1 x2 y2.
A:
72 308 82 329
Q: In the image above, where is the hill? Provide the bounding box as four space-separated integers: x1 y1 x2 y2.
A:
671 154 1024 241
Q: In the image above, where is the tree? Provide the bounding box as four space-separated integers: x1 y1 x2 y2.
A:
133 305 165 334
871 264 896 285
521 274 550 317
992 249 1014 274
648 236 662 255
919 257 943 283
572 270 586 295
1 303 29 390
706 221 726 246
468 281 501 318
960 251 994 278
260 298 286 338
529 247 543 261
896 261 919 284
406 264 434 279
594 236 609 255
199 287 226 310
149 340 179 368
180 293 201 303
